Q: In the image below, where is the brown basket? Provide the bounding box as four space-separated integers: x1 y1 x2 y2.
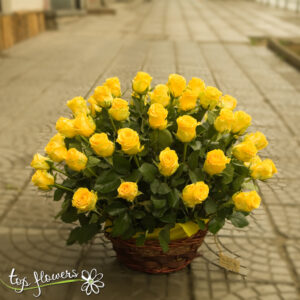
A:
105 230 207 274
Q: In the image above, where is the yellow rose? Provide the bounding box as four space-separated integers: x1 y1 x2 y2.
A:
89 133 115 157
31 153 51 170
93 85 113 107
182 181 209 208
233 141 257 162
88 96 102 117
104 77 121 97
74 114 96 137
231 111 251 135
187 77 205 97
244 155 262 169
232 191 261 212
150 84 170 107
65 148 87 171
132 71 152 94
117 128 143 155
67 96 89 116
203 149 230 175
179 89 198 111
214 108 234 133
251 159 277 180
220 95 237 110
108 98 130 121
244 131 268 151
158 147 179 177
44 134 67 163
56 117 76 138
200 86 222 110
167 74 186 98
31 170 54 191
176 115 198 143
72 188 98 213
148 103 168 130
117 182 139 202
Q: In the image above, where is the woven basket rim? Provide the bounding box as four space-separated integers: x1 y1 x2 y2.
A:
105 229 207 248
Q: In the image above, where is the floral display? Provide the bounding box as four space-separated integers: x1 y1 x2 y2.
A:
30 72 277 252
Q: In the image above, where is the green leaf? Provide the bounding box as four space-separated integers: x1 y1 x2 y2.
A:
113 154 131 175
151 196 167 210
160 211 176 223
124 169 142 182
196 219 206 230
61 206 78 223
89 213 99 224
208 217 225 234
158 224 172 253
190 140 202 151
167 190 180 208
157 129 173 149
132 210 146 219
95 178 121 194
222 164 234 184
207 111 218 125
106 201 128 216
66 227 81 245
188 151 199 170
204 198 217 215
139 163 158 183
54 189 65 201
111 213 131 237
188 168 204 183
87 156 101 168
158 182 171 195
96 169 119 184
150 179 160 194
136 233 146 246
77 223 99 244
229 211 249 228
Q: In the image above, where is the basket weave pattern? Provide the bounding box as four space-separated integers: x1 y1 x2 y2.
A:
106 230 207 274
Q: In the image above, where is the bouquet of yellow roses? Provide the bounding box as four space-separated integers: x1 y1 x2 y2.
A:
30 72 277 256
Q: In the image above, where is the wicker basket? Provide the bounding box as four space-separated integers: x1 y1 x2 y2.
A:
106 230 207 274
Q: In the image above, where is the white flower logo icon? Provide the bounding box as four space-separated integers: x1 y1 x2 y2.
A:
81 269 105 295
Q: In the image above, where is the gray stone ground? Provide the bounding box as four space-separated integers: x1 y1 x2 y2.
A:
0 0 300 299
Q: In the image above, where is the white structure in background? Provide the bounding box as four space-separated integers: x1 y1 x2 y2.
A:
256 0 300 12
0 0 49 13
0 0 93 13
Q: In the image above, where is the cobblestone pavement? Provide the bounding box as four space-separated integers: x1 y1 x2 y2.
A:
0 0 300 299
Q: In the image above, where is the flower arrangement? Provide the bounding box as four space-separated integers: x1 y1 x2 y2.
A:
30 72 277 256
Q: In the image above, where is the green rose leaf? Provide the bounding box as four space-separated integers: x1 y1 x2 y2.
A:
139 163 158 183
151 196 167 210
204 198 217 215
111 213 131 237
208 217 225 234
222 164 234 184
95 178 121 194
106 201 128 216
86 156 101 168
188 151 199 170
66 227 81 245
158 224 172 253
136 233 146 246
229 211 249 228
196 219 206 230
61 206 78 223
54 188 65 201
157 129 173 149
113 154 131 175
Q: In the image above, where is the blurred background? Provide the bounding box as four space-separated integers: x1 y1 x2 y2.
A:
0 0 299 299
